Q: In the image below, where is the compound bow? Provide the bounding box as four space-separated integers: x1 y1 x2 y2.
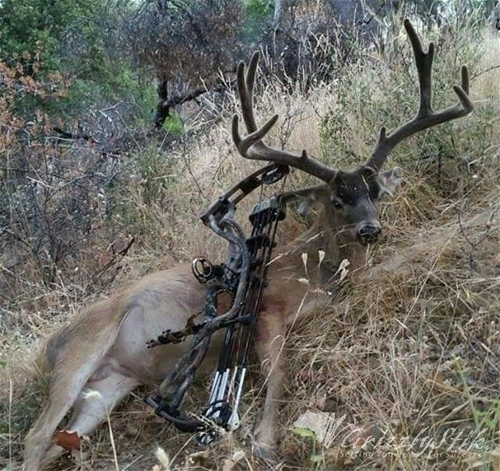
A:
145 163 289 444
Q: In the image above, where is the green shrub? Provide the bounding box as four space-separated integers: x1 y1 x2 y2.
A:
163 112 184 139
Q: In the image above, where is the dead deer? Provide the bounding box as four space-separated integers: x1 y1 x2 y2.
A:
23 19 472 470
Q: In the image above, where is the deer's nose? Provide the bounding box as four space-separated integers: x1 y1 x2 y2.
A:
357 223 381 245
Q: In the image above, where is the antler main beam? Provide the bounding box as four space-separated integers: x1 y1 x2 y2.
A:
232 52 337 183
365 19 474 171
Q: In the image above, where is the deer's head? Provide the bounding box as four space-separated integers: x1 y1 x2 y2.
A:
233 20 473 247
282 166 402 245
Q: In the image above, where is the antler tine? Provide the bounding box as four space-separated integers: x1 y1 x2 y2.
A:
366 18 474 172
232 51 337 183
406 18 434 116
239 51 259 133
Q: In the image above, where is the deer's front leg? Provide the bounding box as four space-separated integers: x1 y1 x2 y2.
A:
253 311 286 458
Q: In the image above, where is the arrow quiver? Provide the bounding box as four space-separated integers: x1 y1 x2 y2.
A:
144 163 289 443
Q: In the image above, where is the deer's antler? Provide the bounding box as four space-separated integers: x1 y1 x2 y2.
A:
232 52 337 183
365 19 474 171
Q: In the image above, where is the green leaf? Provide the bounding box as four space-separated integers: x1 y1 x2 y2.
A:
292 427 317 439
310 454 323 463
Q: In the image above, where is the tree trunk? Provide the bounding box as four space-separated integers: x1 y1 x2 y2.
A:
273 0 288 28
154 79 170 129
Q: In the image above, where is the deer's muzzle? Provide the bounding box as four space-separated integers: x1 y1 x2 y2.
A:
357 222 381 245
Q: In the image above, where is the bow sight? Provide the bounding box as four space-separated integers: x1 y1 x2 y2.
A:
144 163 289 443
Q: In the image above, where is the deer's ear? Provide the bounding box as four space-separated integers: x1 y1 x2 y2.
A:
280 184 330 215
377 167 403 197
297 199 314 216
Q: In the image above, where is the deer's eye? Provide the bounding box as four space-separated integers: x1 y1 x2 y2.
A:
332 199 343 210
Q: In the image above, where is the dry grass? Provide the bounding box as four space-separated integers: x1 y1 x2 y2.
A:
1 20 499 471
